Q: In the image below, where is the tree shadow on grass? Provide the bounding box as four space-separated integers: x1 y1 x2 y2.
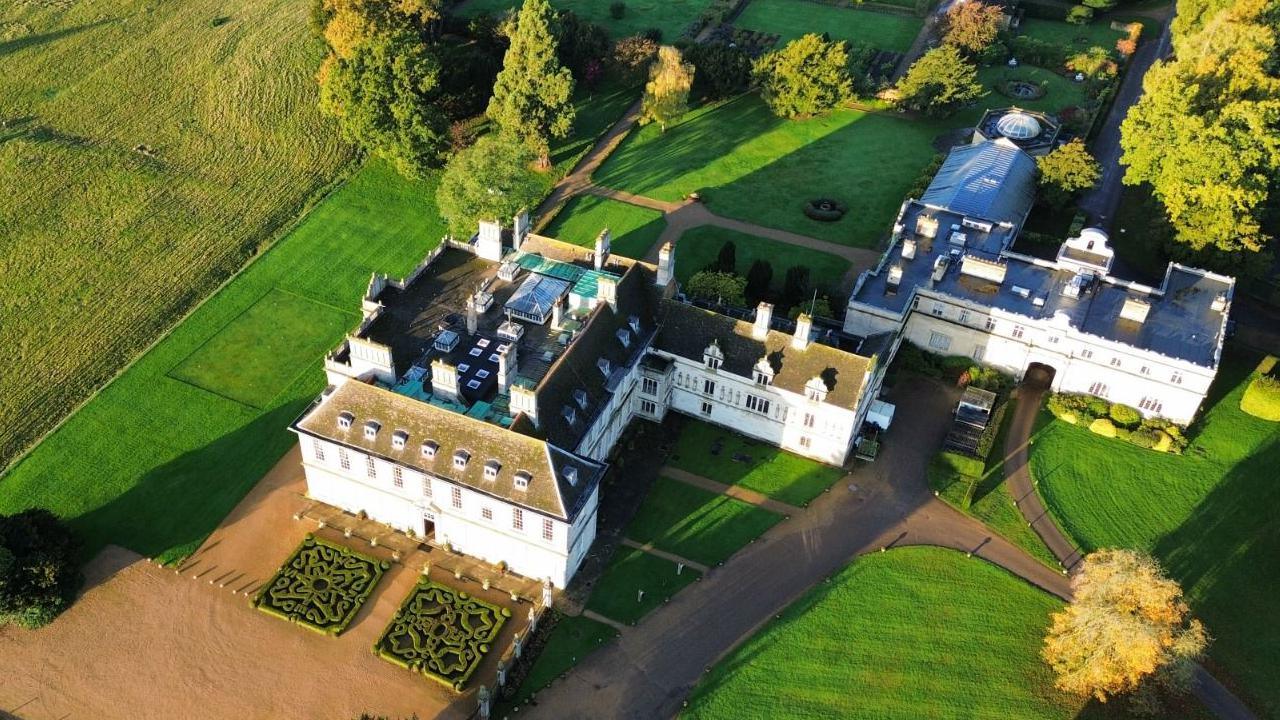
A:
0 18 117 58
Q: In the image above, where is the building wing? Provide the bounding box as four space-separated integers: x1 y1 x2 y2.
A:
920 138 1037 228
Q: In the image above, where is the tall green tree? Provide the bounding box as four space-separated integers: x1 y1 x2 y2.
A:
940 0 1004 55
487 0 576 169
895 45 985 116
1038 140 1101 208
1120 0 1280 253
0 509 81 629
319 29 447 178
753 34 855 119
436 135 544 238
641 46 695 132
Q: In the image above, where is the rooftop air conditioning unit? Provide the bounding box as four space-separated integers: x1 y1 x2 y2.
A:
1211 292 1228 312
916 215 939 239
931 256 950 282
1061 272 1091 299
949 231 967 247
1011 285 1031 299
887 265 904 292
901 238 917 260
1120 296 1151 323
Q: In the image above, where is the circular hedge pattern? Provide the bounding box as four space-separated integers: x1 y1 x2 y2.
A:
1002 80 1045 100
803 198 848 222
375 580 510 691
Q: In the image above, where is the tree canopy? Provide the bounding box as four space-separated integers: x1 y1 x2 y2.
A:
0 509 81 629
895 45 985 116
1120 0 1280 253
753 34 855 119
436 135 544 238
1043 549 1207 705
487 0 576 168
319 29 448 178
1038 139 1101 208
641 46 695 132
314 0 442 59
940 1 1004 55
686 271 748 307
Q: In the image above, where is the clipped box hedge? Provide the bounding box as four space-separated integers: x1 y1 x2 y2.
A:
1240 356 1280 422
253 534 388 636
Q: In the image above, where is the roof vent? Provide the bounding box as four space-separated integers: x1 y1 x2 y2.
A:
1062 272 1091 299
514 471 531 491
915 215 938 239
337 411 354 430
434 330 460 353
391 429 409 450
931 256 950 283
1120 296 1151 323
573 388 589 410
421 440 439 459
564 466 579 486
901 238 917 260
1211 292 1228 313
948 230 967 247
1011 285 1032 299
363 420 381 439
887 265 904 293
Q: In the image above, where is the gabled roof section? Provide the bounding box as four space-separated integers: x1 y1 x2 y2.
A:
920 138 1036 227
294 380 604 520
653 300 872 408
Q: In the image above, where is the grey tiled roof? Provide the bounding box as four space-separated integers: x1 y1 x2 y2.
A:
294 380 604 521
919 138 1036 227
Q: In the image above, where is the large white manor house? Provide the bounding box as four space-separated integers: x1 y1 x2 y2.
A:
290 116 1233 587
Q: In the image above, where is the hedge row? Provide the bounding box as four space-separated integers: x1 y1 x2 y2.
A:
1240 355 1280 421
1047 392 1188 453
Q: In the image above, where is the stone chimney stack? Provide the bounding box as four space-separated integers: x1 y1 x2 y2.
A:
594 228 611 271
792 313 812 350
597 275 617 312
753 302 773 340
512 210 530 253
551 300 563 329
430 359 460 403
498 342 518 394
466 296 479 335
477 219 504 261
657 242 675 288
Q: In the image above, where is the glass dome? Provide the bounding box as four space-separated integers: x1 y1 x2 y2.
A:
996 112 1042 140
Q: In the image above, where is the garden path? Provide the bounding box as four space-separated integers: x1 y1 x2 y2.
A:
661 465 802 515
519 378 1077 719
619 538 712 574
582 609 631 633
534 97 645 231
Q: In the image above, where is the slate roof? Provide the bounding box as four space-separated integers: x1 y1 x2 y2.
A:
652 300 873 408
293 380 604 521
919 138 1037 227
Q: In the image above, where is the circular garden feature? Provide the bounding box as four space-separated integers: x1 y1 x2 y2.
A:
803 198 848 222
1003 80 1045 100
253 534 388 635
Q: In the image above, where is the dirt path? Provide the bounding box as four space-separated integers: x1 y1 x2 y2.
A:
518 378 1075 719
533 98 644 231
661 466 801 515
619 538 712 574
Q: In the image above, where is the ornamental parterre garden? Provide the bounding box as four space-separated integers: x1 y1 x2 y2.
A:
253 535 388 635
375 580 512 690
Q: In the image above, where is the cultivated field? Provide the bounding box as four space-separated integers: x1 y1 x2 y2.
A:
0 0 352 469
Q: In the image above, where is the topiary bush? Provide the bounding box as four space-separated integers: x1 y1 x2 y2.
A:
803 198 848 222
1085 396 1110 418
1088 417 1116 438
1109 403 1141 428
1240 356 1280 421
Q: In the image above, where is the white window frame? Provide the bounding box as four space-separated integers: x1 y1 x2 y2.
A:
928 331 951 351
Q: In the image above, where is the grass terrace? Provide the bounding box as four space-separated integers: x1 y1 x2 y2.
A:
975 65 1091 116
542 194 666 259
456 0 710 40
502 613 616 707
375 579 511 690
673 226 853 296
0 0 352 468
594 94 939 248
254 535 387 635
1029 351 1280 716
669 419 845 506
585 545 702 625
734 0 924 52
1018 17 1140 50
625 476 783 566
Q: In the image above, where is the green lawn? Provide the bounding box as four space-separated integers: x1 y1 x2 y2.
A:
585 545 702 625
624 476 783 566
927 397 1060 569
456 0 709 40
501 613 616 708
735 0 923 52
542 194 666 259
976 64 1092 115
669 419 845 506
0 0 353 469
593 94 940 248
1018 17 1133 50
684 547 1089 719
674 226 852 295
1029 351 1280 717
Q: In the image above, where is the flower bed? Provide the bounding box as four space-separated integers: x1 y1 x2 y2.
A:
1046 392 1187 453
375 579 512 691
253 534 388 636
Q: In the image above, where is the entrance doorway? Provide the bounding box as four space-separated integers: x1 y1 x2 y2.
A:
1024 362 1056 390
422 513 436 541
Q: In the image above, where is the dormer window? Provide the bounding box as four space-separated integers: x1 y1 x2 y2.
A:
704 340 724 370
573 388 589 410
805 376 829 402
363 420 381 440
562 405 577 425
754 371 772 385
484 459 501 480
597 358 612 377
421 441 439 459
564 466 579 486
753 357 774 386
337 411 354 430
514 471 532 491
391 430 408 450
616 328 631 348
629 315 641 334
453 450 470 469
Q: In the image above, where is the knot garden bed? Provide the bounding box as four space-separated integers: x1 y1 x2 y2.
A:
253 534 388 635
375 579 512 691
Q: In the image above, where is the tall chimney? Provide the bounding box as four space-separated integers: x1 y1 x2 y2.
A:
430 359 460 403
477 219 504 261
753 302 773 340
792 313 812 350
657 242 675 288
597 275 617 312
594 228 611 271
466 296 478 335
513 210 530 252
498 343 518 394
551 300 563 329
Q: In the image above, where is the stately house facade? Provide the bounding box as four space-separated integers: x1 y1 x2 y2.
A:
291 219 886 587
844 135 1234 424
